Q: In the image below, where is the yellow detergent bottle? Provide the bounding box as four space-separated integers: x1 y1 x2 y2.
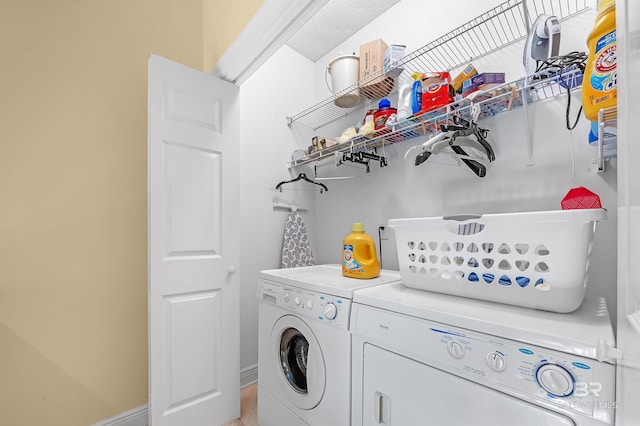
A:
342 223 380 279
582 0 617 121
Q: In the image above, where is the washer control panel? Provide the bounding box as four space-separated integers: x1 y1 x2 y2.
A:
259 280 351 329
352 304 616 424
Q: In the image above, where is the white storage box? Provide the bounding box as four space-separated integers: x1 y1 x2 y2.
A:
388 209 606 313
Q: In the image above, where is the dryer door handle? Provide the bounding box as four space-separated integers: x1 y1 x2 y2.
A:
373 391 391 424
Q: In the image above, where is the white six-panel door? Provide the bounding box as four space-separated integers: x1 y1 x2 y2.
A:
148 54 240 426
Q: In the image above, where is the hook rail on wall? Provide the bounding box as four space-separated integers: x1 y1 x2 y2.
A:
275 173 328 193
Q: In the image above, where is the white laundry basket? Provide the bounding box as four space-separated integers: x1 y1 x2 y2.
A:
388 209 606 313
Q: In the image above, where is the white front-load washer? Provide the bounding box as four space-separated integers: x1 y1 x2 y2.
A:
257 264 401 426
350 282 617 426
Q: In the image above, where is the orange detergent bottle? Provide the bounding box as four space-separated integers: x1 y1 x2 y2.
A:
342 223 380 279
582 0 617 121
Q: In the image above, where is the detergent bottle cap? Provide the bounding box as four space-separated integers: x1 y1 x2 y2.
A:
352 222 365 232
378 98 391 109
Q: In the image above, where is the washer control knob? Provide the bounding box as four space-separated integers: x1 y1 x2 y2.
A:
283 292 291 303
294 296 301 306
323 302 338 320
306 299 313 310
536 364 574 397
486 352 506 372
447 341 465 359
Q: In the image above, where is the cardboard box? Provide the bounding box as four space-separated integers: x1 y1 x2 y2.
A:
460 73 506 97
460 82 481 98
384 44 406 78
471 72 505 86
421 72 455 113
451 63 478 93
359 39 394 99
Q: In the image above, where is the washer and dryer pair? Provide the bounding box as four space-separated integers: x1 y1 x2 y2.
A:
257 264 401 426
257 265 617 426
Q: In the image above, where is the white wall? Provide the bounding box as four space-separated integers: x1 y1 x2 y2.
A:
310 1 616 313
238 45 317 375
239 0 617 373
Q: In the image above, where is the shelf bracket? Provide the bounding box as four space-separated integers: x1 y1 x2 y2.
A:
521 85 535 166
596 109 607 173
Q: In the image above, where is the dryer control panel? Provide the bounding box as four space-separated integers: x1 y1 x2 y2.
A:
259 280 351 330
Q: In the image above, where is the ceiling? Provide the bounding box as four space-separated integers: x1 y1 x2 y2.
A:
212 0 400 84
285 0 400 62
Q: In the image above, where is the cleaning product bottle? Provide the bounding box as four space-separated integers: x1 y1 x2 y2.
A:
342 223 380 279
582 0 617 121
397 83 413 120
410 72 423 114
373 99 396 130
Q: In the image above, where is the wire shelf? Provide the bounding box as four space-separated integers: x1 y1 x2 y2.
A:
287 0 589 131
290 67 585 168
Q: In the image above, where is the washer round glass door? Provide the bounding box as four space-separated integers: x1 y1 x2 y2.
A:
272 315 326 410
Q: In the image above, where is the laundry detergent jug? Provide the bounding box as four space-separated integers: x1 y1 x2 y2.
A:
342 223 380 279
582 0 616 121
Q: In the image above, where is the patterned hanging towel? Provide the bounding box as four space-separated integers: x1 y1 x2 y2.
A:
281 210 316 268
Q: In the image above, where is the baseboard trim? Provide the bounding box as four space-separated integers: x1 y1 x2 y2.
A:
91 404 148 426
92 367 257 425
241 364 258 387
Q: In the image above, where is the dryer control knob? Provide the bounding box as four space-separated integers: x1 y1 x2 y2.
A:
536 364 575 397
283 292 291 303
447 341 465 359
323 303 338 320
294 296 301 306
306 299 313 310
486 352 506 372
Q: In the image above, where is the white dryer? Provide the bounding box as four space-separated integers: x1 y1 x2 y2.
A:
350 282 617 426
257 264 401 426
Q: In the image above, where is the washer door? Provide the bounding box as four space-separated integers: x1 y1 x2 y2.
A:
271 315 326 410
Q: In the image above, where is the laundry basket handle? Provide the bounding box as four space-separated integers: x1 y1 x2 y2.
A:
443 214 483 222
443 214 485 236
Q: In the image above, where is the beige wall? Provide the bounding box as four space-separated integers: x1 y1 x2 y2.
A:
204 0 263 73
0 1 260 424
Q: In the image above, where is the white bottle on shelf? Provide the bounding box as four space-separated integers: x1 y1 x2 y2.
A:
397 83 413 120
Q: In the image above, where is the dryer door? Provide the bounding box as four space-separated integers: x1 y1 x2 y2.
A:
271 315 326 410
